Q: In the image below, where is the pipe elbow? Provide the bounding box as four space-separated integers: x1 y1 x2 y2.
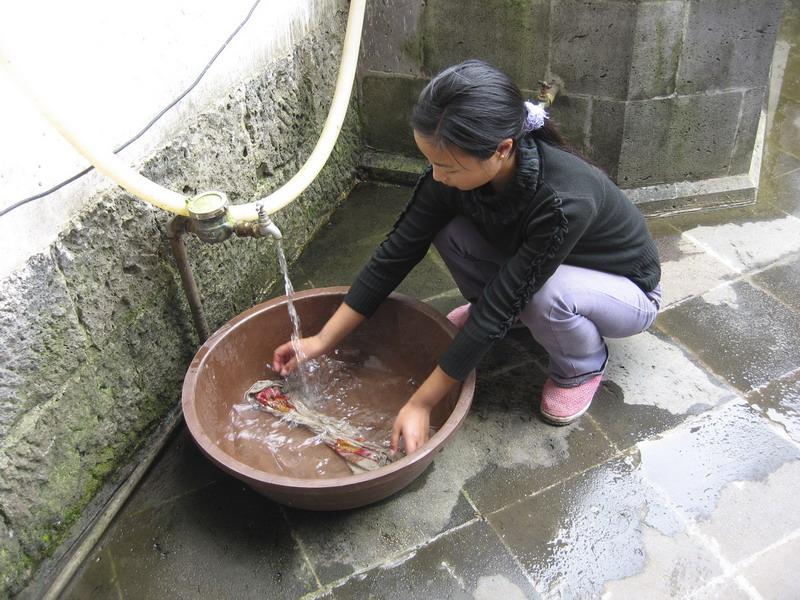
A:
166 215 191 239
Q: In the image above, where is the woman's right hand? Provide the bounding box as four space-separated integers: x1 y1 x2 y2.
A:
272 335 329 377
272 302 367 377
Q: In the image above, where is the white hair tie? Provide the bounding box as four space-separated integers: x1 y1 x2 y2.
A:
523 100 548 132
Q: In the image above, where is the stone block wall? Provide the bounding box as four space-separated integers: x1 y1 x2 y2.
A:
358 0 784 211
0 3 361 594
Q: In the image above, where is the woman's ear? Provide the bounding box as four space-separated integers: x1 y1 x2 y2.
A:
496 138 514 159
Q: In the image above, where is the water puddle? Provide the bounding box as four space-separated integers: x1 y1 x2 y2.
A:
683 215 800 272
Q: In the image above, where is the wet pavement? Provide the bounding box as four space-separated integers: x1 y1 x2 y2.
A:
59 4 800 599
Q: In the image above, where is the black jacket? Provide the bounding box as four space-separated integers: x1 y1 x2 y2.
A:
345 135 661 380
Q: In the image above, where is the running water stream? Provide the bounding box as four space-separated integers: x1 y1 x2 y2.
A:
275 240 318 403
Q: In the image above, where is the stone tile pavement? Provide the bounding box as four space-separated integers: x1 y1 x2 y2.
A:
59 5 800 599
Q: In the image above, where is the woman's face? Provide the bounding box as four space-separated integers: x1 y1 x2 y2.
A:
413 131 511 191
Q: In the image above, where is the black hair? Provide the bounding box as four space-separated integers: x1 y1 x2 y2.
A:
411 59 570 160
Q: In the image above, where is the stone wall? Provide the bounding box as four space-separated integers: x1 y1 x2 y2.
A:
358 0 784 213
0 2 361 594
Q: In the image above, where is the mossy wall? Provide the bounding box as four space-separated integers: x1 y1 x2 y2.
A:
0 1 361 595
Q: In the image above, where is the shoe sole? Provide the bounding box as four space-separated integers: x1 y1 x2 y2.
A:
540 401 592 426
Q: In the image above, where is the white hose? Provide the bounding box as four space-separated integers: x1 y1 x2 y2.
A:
0 0 367 221
231 0 366 221
0 52 190 216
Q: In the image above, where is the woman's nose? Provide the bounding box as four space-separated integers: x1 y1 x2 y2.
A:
431 167 446 185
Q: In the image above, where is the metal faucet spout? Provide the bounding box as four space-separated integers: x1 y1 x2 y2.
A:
256 202 282 240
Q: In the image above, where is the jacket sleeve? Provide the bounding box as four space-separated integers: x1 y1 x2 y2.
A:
439 189 597 380
344 171 458 317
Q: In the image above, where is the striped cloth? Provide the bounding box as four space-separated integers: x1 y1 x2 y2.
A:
244 380 397 473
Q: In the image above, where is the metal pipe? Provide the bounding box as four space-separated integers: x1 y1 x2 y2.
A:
166 216 210 343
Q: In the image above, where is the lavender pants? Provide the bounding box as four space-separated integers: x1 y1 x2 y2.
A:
434 216 662 386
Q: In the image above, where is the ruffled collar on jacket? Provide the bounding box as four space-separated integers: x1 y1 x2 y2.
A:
461 134 542 227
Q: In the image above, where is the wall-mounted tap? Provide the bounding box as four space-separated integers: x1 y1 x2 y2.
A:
537 78 562 107
255 202 282 240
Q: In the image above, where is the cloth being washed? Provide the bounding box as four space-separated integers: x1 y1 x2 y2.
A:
244 380 398 473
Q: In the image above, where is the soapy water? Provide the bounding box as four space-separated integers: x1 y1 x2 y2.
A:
221 350 435 478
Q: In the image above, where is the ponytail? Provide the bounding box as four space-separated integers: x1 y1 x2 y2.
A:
411 59 575 159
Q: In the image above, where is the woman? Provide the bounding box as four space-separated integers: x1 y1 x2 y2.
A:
273 60 662 454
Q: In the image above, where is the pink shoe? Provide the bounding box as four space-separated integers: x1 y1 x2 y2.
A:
446 303 472 329
447 303 528 331
540 374 604 425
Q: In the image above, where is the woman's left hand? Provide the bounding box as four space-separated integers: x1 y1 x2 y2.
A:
390 366 458 455
391 400 432 455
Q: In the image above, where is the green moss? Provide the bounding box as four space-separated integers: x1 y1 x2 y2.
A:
0 546 34 598
90 446 120 481
5 364 156 566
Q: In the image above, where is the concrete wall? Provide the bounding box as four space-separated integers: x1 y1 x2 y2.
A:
0 0 361 594
358 0 784 212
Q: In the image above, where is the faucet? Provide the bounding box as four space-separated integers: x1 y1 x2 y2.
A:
537 78 562 107
255 202 282 240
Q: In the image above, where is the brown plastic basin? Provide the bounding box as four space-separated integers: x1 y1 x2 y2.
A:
181 286 475 510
